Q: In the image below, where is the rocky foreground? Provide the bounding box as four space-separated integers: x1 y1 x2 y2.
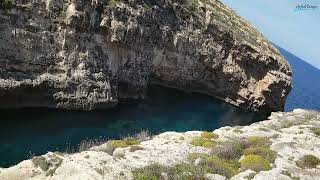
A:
0 0 291 113
0 109 319 180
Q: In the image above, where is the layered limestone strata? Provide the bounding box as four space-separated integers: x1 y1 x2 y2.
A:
0 109 319 179
0 0 292 112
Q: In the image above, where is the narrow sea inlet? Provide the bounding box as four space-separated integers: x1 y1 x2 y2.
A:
0 85 267 167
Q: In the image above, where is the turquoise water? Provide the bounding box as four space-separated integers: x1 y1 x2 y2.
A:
0 85 267 167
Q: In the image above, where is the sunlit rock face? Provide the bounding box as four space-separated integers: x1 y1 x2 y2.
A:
0 0 291 112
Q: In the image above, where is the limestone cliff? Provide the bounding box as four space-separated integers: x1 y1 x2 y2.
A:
0 0 292 112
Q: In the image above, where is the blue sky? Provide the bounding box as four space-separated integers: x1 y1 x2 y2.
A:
220 0 320 69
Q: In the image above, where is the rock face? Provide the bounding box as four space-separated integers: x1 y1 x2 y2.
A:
0 109 319 180
0 0 292 112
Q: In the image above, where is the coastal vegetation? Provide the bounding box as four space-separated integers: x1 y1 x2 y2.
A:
296 155 320 169
94 137 140 155
240 155 272 172
233 128 244 134
129 145 145 152
133 135 277 179
243 147 277 163
200 131 219 139
133 155 239 179
190 132 218 148
211 141 246 160
311 127 320 136
0 0 13 10
110 138 139 148
32 154 63 176
77 130 151 154
191 137 217 148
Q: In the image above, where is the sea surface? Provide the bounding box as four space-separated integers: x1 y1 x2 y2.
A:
277 46 320 111
0 85 267 167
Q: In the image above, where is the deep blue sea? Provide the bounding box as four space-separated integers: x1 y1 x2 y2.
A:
0 46 318 167
277 46 320 111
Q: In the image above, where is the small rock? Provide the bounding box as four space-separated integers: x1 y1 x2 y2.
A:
204 173 226 180
113 148 126 158
253 170 292 180
230 170 255 180
194 158 202 165
161 172 169 180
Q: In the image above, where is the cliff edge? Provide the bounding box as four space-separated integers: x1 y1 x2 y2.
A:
0 0 292 112
0 109 319 179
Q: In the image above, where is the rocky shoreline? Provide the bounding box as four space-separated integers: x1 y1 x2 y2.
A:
0 109 319 180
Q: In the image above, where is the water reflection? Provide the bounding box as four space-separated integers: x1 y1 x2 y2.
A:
0 85 267 167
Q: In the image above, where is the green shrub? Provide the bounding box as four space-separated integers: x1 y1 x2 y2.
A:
199 156 239 178
111 137 139 148
132 164 162 180
133 163 200 180
281 170 300 180
245 172 257 179
296 155 320 169
244 147 277 163
247 136 271 147
179 136 185 140
240 155 271 172
32 156 50 171
133 164 164 180
97 141 115 155
211 141 244 160
191 137 216 148
130 145 144 152
187 153 210 162
171 163 201 179
237 138 252 150
126 137 140 145
110 140 128 148
188 153 239 178
134 172 157 180
259 127 270 132
0 0 14 10
99 137 139 155
32 154 63 176
133 155 239 179
133 136 276 179
233 129 243 134
311 127 320 136
281 170 291 177
201 131 219 139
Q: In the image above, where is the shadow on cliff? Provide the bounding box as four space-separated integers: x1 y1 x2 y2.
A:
275 45 320 111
